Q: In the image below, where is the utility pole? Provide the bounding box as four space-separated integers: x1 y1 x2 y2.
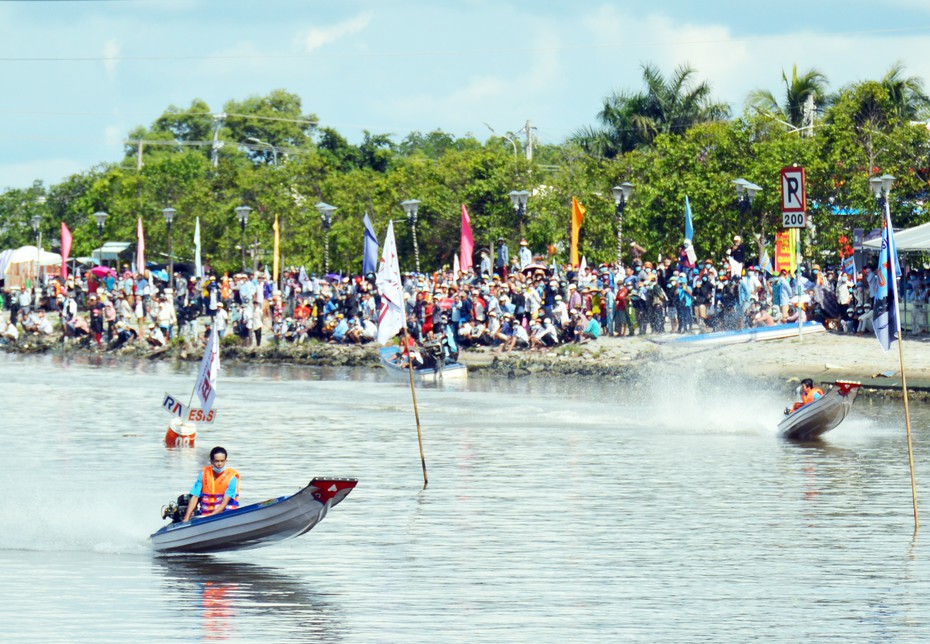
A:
211 113 226 167
522 119 536 161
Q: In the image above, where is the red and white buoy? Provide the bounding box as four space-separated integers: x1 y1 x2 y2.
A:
165 417 197 448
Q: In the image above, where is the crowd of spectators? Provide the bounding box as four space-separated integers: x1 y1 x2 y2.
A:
2 234 926 354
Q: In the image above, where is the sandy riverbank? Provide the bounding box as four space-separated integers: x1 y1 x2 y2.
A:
4 329 929 395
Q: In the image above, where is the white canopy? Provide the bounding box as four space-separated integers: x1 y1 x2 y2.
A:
862 220 930 252
0 245 62 275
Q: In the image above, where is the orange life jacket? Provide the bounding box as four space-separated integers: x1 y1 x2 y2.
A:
802 388 824 404
198 466 240 515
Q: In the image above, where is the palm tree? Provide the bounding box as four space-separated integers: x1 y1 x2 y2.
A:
746 65 829 130
571 63 729 158
880 61 930 121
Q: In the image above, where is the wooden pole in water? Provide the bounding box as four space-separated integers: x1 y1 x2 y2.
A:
403 327 428 488
896 338 919 530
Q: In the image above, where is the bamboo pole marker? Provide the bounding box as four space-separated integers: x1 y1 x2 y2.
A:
403 328 428 488
897 337 919 531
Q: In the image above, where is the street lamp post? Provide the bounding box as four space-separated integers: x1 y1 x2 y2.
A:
400 199 421 273
611 182 634 267
30 213 41 296
92 211 108 265
236 205 251 272
315 202 337 273
732 177 762 237
162 207 176 283
508 190 530 238
247 137 278 168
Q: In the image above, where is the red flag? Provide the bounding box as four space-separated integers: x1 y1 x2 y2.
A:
136 216 145 273
60 222 73 281
460 204 474 273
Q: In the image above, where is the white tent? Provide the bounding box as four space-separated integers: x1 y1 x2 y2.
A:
862 220 930 252
0 245 62 275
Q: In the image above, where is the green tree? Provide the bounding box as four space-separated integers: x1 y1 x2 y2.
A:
746 65 829 130
572 63 729 158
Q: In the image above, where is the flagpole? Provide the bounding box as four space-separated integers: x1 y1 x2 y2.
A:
885 198 919 530
403 327 429 488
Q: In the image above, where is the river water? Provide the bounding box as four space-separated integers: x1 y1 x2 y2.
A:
0 352 928 642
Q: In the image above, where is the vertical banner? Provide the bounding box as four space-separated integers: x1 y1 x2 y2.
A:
460 204 474 273
60 223 73 281
194 216 202 279
136 216 145 274
774 230 793 273
570 197 586 267
272 214 280 283
363 212 379 274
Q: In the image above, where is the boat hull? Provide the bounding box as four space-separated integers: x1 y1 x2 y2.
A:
779 381 860 441
664 322 825 346
379 346 468 383
151 478 357 554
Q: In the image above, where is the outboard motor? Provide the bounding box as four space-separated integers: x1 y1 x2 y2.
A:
161 494 194 523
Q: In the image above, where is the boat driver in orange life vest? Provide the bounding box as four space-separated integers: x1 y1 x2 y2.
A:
788 378 824 414
182 446 240 521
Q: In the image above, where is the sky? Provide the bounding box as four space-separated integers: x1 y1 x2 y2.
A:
2 0 930 192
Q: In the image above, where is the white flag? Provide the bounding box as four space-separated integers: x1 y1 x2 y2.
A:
375 221 405 345
194 216 202 278
194 324 219 415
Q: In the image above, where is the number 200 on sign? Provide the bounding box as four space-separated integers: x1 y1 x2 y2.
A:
782 212 806 227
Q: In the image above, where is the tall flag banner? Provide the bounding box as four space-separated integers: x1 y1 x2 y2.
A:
873 206 901 352
453 253 460 276
570 197 586 267
375 221 405 345
194 216 202 279
684 195 694 243
136 216 145 275
363 212 379 274
460 204 474 273
272 214 280 283
60 222 73 281
195 324 219 415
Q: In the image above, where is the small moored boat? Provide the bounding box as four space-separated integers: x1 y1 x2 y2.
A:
151 477 357 554
379 346 468 384
779 380 860 441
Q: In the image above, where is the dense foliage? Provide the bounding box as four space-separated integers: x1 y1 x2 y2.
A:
2 64 929 276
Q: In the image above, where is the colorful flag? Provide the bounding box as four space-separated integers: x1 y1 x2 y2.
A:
194 216 202 279
460 204 474 273
363 212 379 274
272 214 280 283
375 221 405 345
570 197 586 267
684 195 694 243
136 216 145 274
195 324 219 415
60 222 72 281
841 255 856 278
873 206 901 352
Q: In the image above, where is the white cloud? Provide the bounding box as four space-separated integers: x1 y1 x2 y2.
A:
299 12 373 53
102 39 120 80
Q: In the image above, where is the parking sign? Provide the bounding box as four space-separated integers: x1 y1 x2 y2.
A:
781 166 806 228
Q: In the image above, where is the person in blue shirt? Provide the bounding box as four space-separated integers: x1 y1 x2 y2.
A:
331 313 349 342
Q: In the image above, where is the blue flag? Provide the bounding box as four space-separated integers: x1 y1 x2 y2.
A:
873 206 900 352
363 212 379 274
841 255 856 278
684 196 694 243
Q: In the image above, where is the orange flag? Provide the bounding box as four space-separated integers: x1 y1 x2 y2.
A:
570 197 586 267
